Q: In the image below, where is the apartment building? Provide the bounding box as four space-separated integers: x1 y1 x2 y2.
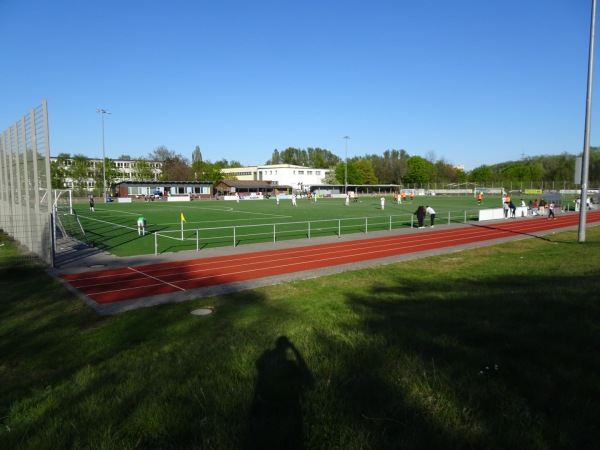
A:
220 164 330 192
50 156 162 191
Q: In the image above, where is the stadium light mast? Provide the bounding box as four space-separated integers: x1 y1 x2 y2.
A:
578 0 596 243
96 109 111 202
343 136 350 194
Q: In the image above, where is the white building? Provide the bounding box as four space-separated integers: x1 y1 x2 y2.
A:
50 156 162 191
51 157 331 195
221 164 330 192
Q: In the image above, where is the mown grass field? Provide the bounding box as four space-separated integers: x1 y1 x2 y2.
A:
71 195 493 256
1 222 599 449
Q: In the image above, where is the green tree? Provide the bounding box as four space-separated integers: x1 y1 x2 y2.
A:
92 158 119 195
69 154 92 195
365 149 409 184
404 156 430 185
355 159 378 184
148 145 176 162
190 160 206 181
133 158 155 181
50 153 70 189
468 165 493 183
192 146 203 165
306 147 340 168
201 163 238 185
589 147 600 182
266 149 281 165
434 158 462 184
321 169 339 184
160 155 190 181
335 160 362 184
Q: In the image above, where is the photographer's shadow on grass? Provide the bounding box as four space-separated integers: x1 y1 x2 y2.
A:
244 335 314 449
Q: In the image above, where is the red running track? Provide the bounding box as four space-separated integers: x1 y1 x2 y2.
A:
61 212 600 305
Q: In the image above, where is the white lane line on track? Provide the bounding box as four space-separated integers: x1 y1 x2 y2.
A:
126 267 185 291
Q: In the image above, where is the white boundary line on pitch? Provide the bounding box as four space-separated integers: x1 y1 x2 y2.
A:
78 215 141 232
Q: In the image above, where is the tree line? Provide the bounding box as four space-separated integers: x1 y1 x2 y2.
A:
52 144 600 196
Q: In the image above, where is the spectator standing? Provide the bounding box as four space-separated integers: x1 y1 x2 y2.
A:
414 206 426 228
548 202 556 219
509 200 516 218
539 199 547 216
425 205 436 228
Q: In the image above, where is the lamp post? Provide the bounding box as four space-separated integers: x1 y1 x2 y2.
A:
578 0 596 243
343 136 350 194
96 109 111 202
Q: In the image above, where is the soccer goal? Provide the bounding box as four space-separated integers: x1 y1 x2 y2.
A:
51 190 88 247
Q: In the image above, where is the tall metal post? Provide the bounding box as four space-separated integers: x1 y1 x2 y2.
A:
578 0 596 243
96 109 111 202
343 136 350 194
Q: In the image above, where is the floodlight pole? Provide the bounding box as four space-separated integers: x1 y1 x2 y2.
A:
343 136 350 194
96 108 111 202
578 0 596 243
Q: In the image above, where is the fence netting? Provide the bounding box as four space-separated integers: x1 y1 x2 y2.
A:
0 100 54 266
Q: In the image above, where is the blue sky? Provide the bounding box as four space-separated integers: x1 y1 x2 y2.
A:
0 0 596 171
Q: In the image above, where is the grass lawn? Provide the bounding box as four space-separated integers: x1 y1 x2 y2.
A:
71 195 492 257
1 223 599 449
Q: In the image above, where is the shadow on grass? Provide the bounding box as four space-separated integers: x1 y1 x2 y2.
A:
243 335 314 449
470 221 581 243
3 238 600 448
331 271 600 448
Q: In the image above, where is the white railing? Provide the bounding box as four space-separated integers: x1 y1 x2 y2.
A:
153 210 478 255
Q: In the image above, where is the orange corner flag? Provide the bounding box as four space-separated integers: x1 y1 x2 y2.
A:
181 213 186 222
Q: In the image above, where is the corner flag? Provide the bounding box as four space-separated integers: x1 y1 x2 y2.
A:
181 213 186 222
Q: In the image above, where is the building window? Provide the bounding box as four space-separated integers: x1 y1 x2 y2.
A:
298 170 304 175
